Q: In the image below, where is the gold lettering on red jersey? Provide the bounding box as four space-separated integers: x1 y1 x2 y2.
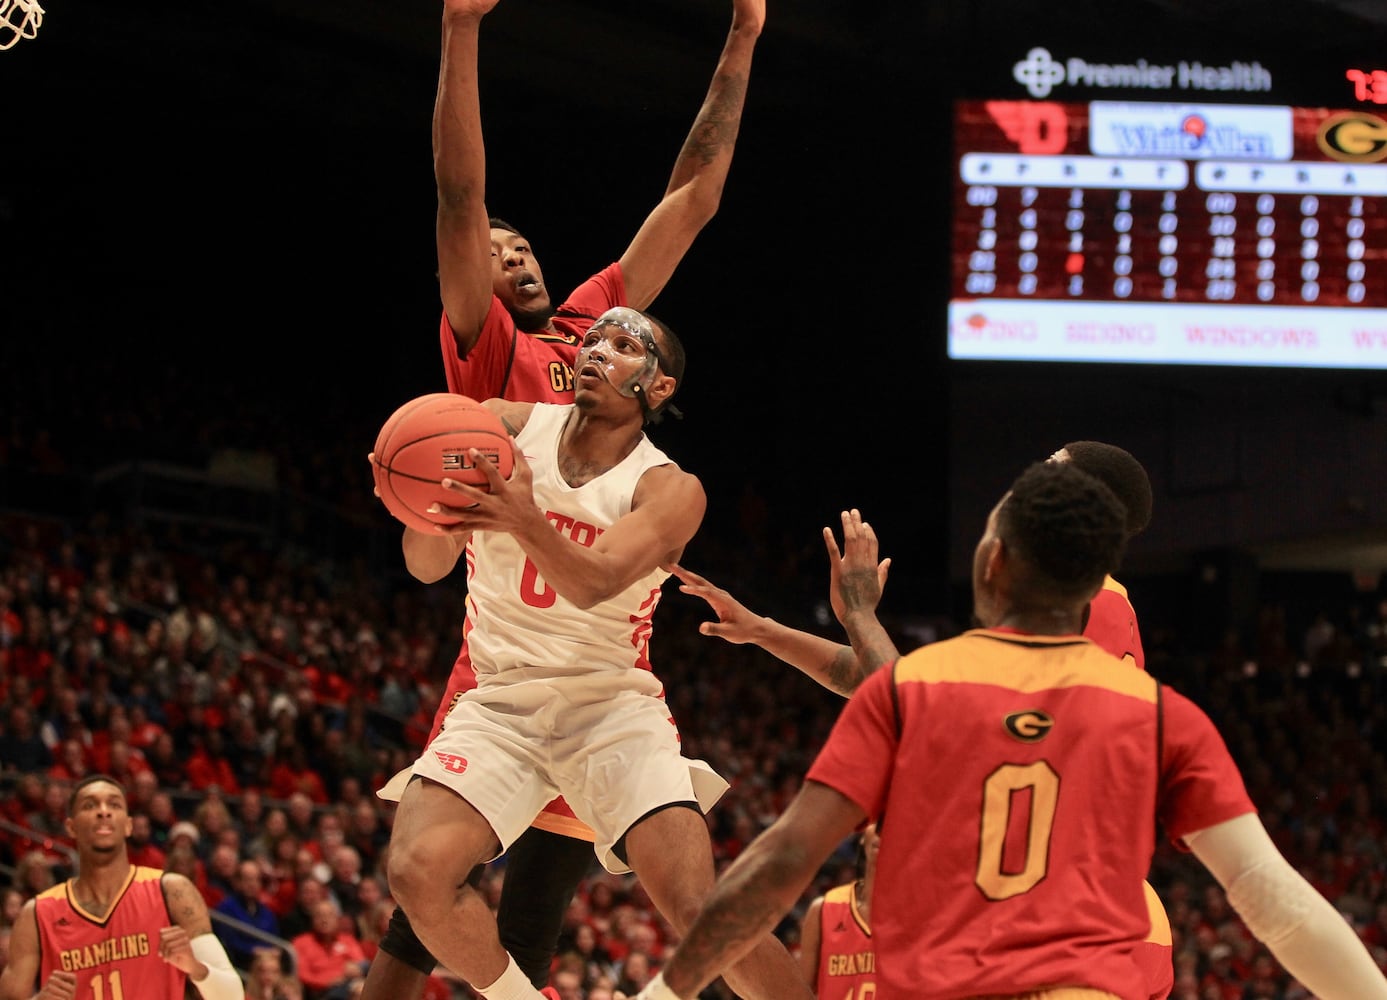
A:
826 951 875 976
59 932 151 971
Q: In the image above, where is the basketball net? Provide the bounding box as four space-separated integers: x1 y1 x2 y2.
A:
0 0 44 50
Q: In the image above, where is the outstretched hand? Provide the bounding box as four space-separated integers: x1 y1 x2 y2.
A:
825 509 889 626
667 563 767 645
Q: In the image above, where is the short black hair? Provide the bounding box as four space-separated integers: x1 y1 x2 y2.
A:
1061 441 1153 537
68 774 127 814
488 216 522 236
643 311 686 424
999 462 1127 605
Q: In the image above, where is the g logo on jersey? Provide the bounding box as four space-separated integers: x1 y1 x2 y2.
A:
1004 710 1054 743
1317 111 1387 162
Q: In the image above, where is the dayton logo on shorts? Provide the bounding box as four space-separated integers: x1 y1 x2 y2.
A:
1003 710 1054 743
433 751 469 774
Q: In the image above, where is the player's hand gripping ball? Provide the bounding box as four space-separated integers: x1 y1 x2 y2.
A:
371 393 515 532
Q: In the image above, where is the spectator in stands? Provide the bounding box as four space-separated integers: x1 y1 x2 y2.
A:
22 783 73 860
147 790 181 844
100 737 152 788
236 788 268 841
357 893 393 963
344 799 387 873
126 768 160 817
188 729 242 793
280 875 330 941
146 729 187 788
614 950 655 998
126 811 168 868
284 792 318 844
126 701 166 750
12 851 57 900
38 688 88 755
551 966 583 1000
1 887 24 929
308 812 346 869
290 897 369 1000
246 808 290 864
562 921 616 987
166 830 214 903
0 704 50 773
0 774 44 842
246 946 305 1000
168 818 203 855
215 859 284 971
195 794 238 850
205 842 241 907
227 713 270 790
324 845 363 920
45 736 91 784
269 739 329 805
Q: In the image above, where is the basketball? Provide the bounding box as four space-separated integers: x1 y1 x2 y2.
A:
372 393 515 532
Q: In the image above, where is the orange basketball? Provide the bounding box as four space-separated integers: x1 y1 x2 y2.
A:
371 393 514 532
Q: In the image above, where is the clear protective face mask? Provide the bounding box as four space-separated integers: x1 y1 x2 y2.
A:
575 307 661 399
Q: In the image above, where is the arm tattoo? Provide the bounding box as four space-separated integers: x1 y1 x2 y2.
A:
164 876 212 934
826 648 868 696
682 73 748 166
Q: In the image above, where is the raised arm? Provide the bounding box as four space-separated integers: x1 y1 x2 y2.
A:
618 0 765 308
826 509 899 684
435 0 503 357
672 510 897 698
669 563 863 697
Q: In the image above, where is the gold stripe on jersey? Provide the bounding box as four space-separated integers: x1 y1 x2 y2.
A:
529 810 598 843
971 991 1121 1000
894 630 1159 703
41 865 147 926
824 882 871 938
1142 881 1174 946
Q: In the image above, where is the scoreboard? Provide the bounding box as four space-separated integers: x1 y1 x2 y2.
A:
948 59 1387 368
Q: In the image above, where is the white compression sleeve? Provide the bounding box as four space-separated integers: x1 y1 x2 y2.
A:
189 933 246 1000
1185 814 1387 1000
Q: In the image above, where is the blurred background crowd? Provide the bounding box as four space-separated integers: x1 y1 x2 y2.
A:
1 408 1385 1000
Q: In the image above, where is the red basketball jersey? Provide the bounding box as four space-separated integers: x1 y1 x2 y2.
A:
814 882 875 1000
807 629 1254 1000
1085 575 1145 670
439 264 626 404
35 865 186 999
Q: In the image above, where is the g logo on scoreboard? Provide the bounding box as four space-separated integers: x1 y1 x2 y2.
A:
1317 111 1387 162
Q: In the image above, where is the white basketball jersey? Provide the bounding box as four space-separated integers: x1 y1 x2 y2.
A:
461 403 674 685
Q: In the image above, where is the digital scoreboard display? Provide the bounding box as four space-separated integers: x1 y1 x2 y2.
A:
948 98 1387 367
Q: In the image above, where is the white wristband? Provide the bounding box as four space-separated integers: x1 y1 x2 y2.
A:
189 933 245 1000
